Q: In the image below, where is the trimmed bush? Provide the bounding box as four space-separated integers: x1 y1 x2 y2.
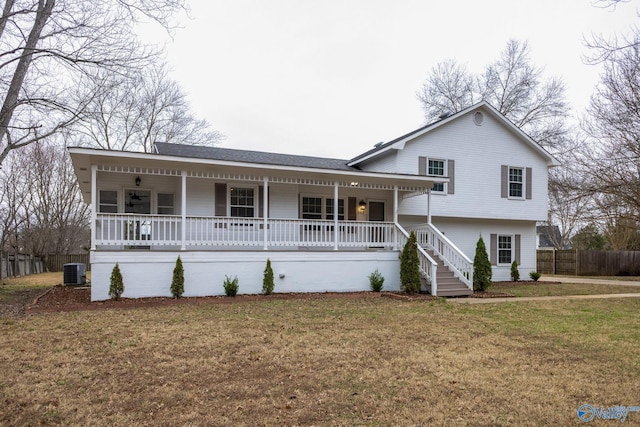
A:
262 259 274 295
368 269 384 292
109 263 124 300
529 271 541 282
511 260 520 281
400 231 421 293
473 235 492 292
170 256 184 298
223 275 239 296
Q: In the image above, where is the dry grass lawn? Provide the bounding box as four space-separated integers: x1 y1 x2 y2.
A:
494 281 640 297
1 293 639 426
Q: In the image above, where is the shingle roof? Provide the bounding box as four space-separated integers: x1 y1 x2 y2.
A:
348 122 438 164
154 142 359 171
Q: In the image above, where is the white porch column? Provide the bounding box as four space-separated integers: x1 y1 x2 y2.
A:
263 177 269 250
333 181 339 251
393 185 398 250
181 171 187 250
427 189 432 224
90 164 97 251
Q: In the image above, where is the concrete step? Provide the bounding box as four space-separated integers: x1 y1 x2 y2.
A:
437 287 474 297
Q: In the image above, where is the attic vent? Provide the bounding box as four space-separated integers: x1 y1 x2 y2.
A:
438 112 452 120
374 141 384 148
474 111 484 126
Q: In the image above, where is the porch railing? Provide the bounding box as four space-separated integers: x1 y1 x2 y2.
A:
408 223 473 291
95 214 396 249
396 224 439 295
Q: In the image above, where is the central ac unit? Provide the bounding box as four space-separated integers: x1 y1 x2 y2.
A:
63 263 86 285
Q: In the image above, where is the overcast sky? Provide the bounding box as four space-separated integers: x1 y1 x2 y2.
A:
155 0 638 159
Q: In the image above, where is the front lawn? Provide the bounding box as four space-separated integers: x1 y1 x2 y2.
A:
1 295 638 426
492 281 640 297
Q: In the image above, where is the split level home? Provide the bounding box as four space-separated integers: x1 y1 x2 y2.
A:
69 101 559 301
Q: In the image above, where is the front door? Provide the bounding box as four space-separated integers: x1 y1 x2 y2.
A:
369 201 384 222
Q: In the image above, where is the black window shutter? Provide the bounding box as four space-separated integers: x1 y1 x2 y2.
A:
447 159 455 194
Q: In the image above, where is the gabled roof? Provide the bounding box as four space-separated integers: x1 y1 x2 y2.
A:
154 142 358 172
348 101 560 167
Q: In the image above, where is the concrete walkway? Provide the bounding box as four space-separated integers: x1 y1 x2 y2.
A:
452 275 640 304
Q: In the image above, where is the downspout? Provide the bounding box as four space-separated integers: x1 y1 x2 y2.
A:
263 177 269 250
181 171 187 250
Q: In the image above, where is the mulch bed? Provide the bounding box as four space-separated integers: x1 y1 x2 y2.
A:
19 283 527 315
26 285 396 314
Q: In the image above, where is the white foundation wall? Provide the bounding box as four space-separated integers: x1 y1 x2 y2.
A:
90 250 401 301
401 216 537 282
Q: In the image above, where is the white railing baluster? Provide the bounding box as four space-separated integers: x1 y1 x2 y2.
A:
395 223 439 295
96 214 400 250
408 223 473 292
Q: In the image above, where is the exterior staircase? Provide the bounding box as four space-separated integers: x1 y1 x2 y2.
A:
425 249 473 297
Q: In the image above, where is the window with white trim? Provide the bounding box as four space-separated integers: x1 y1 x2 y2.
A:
99 190 118 213
229 187 255 218
302 196 322 219
509 167 524 198
498 235 513 264
428 159 445 192
301 196 345 220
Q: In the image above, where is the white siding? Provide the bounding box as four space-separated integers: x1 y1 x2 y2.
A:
269 184 299 218
186 178 214 216
357 150 397 173
394 108 550 222
412 216 537 282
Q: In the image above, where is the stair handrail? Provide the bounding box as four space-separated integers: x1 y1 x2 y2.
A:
395 223 439 295
408 223 473 291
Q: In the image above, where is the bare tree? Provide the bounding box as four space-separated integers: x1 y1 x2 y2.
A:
417 60 477 121
73 64 223 152
546 165 593 249
417 40 569 149
0 0 188 167
0 150 29 253
18 141 90 255
581 38 640 226
584 0 639 63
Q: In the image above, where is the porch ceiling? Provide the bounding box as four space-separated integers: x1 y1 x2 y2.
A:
69 147 446 203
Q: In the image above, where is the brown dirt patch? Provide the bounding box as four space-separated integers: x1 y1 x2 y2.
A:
0 288 44 318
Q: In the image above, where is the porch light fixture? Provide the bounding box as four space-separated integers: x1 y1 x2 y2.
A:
135 176 141 186
358 200 366 213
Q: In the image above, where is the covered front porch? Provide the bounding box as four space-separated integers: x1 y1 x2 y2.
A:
70 146 473 298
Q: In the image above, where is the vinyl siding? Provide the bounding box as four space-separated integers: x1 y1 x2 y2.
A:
393 108 550 222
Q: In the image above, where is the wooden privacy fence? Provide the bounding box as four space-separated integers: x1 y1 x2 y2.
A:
537 250 640 276
537 250 577 275
1 253 90 279
44 254 90 273
0 254 44 279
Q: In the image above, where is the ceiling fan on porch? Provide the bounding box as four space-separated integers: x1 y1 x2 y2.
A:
128 191 149 201
126 191 149 209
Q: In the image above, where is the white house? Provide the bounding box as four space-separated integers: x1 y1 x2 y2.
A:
70 101 559 301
